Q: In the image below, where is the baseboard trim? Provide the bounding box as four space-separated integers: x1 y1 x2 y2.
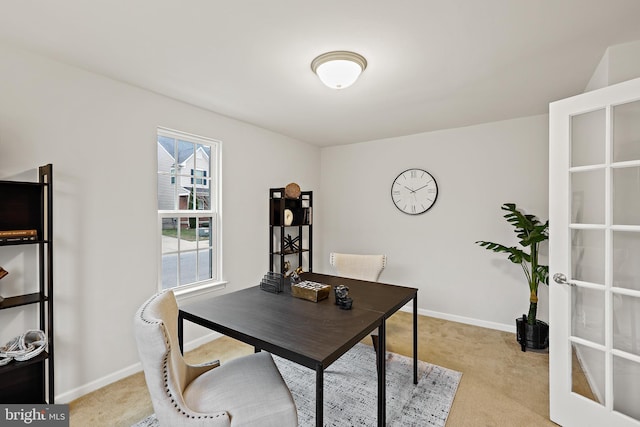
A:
56 331 223 403
399 305 515 333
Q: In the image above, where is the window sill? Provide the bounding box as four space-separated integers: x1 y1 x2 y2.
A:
172 280 227 305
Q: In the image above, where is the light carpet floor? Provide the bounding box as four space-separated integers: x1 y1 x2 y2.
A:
133 343 461 426
70 312 595 426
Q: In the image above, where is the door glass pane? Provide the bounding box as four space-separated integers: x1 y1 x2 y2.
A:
613 231 640 291
571 229 605 284
572 342 604 404
571 169 605 224
613 166 640 225
572 286 605 345
571 109 605 167
613 100 640 163
612 293 640 356
613 356 640 420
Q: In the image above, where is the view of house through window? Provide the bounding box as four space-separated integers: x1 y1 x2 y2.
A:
157 128 221 290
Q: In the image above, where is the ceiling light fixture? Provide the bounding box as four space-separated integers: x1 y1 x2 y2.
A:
311 51 367 90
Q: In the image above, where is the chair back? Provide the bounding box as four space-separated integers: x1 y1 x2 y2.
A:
134 290 193 424
329 252 387 282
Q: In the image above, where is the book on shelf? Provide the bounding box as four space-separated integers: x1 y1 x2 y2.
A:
0 229 38 242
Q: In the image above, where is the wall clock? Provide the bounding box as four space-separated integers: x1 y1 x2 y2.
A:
391 168 438 215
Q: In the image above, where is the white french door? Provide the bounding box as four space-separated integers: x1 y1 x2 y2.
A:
549 76 640 427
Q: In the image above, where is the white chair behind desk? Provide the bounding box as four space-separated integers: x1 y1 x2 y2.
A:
329 252 387 282
134 290 298 427
328 252 387 352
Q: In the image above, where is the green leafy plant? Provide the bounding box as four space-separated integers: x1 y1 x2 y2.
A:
476 203 549 325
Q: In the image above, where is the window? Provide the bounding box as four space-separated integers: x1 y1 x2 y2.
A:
157 127 221 292
191 169 207 186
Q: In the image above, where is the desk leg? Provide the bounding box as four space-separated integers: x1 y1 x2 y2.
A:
378 319 386 427
413 295 418 384
315 364 323 427
178 312 184 354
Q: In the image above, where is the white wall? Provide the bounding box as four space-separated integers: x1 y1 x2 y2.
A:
318 115 550 330
0 41 321 402
0 38 551 404
585 40 640 91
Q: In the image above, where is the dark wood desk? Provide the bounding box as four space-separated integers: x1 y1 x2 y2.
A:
178 272 417 426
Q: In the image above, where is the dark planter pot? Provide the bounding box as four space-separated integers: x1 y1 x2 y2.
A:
516 315 549 352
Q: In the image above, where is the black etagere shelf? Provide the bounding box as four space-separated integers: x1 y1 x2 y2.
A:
269 187 313 276
0 164 54 404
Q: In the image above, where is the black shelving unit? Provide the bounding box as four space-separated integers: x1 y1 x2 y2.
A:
0 164 54 403
269 188 312 275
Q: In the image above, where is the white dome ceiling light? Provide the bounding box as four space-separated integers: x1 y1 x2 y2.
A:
311 51 367 90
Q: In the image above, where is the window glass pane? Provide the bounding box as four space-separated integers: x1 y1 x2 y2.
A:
196 217 212 243
571 109 605 167
195 180 211 210
176 140 195 188
179 251 197 285
613 100 640 163
613 166 640 225
157 136 177 210
161 216 179 289
197 249 212 282
158 135 176 171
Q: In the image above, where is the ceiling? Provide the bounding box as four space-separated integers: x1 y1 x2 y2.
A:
1 1 640 147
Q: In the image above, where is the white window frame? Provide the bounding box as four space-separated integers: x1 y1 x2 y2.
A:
157 127 224 298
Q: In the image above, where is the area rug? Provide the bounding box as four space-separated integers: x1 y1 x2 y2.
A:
133 343 461 426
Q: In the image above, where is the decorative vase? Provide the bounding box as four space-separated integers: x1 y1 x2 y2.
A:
516 315 549 352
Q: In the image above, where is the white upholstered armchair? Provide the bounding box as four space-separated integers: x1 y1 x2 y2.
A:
134 290 298 427
329 252 387 350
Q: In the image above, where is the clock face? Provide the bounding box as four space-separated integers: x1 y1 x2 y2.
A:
391 168 438 215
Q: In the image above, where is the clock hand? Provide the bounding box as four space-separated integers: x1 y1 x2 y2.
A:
403 185 416 193
413 183 432 192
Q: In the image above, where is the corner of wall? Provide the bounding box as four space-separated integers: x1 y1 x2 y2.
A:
585 39 640 92
584 48 610 92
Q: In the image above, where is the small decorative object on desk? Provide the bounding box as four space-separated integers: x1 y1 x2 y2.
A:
291 280 331 302
260 271 285 294
289 266 304 284
335 285 353 310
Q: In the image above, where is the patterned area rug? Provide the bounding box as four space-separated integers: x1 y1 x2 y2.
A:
133 343 461 426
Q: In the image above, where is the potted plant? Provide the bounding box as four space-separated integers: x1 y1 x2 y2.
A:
476 203 549 351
